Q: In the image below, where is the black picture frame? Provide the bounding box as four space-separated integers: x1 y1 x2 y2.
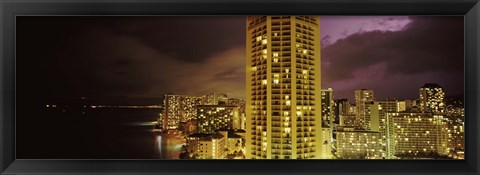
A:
1 0 479 174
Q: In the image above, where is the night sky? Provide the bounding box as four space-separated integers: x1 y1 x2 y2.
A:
16 16 464 102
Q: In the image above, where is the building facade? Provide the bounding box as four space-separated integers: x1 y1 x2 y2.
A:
334 99 351 125
419 83 446 113
246 16 322 159
370 101 399 158
354 89 375 130
339 114 358 128
321 88 334 127
446 117 464 153
321 127 333 158
196 105 240 134
387 112 449 158
186 132 227 159
162 94 202 129
335 128 383 159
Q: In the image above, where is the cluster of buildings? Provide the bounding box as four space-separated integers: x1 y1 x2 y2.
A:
184 130 246 159
158 93 247 159
159 16 463 160
243 16 463 160
160 93 246 132
327 84 464 159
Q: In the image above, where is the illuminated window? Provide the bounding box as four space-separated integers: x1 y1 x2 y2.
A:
262 80 267 85
273 58 278 62
286 100 291 106
273 52 279 57
273 79 279 84
285 69 289 73
256 36 262 42
262 39 268 45
296 111 302 116
262 49 268 55
303 49 308 54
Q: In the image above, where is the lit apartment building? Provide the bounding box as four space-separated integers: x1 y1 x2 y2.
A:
354 89 375 130
419 83 446 113
335 127 383 159
370 101 399 158
348 104 357 116
334 99 351 124
229 99 247 130
321 127 333 159
446 117 464 153
370 101 398 132
396 100 406 112
162 94 202 129
339 114 357 128
186 132 227 159
321 88 334 127
320 89 334 159
197 105 240 134
246 16 322 159
387 112 449 158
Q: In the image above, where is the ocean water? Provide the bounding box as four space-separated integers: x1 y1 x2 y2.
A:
16 107 183 159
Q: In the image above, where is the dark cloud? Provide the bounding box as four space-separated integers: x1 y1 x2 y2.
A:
322 16 464 100
97 17 245 63
16 16 463 102
16 16 246 100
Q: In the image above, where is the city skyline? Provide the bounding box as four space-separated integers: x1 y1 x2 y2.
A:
17 16 464 102
16 16 464 160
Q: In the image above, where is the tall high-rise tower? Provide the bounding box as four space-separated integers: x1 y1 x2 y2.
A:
354 89 375 130
246 16 322 159
419 83 445 113
321 88 334 127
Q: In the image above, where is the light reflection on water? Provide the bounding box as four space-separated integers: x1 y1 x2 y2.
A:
131 121 158 126
155 135 163 158
22 107 188 159
154 134 185 159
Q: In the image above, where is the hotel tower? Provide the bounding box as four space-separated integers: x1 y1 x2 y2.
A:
245 16 322 159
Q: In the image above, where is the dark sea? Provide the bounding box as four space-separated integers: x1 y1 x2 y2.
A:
16 107 183 159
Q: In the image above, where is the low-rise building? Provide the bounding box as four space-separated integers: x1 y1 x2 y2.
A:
186 132 227 159
387 112 449 158
197 105 240 134
335 127 383 159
